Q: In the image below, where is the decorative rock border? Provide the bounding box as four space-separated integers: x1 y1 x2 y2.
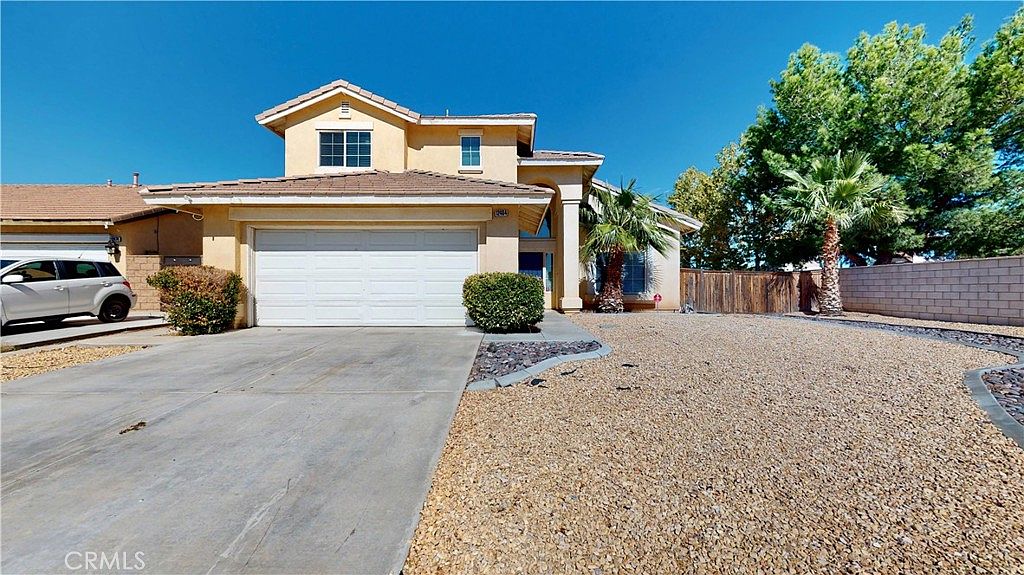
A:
981 368 1024 426
467 340 612 391
794 316 1024 448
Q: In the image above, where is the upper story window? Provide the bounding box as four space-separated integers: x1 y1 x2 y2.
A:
460 136 481 168
319 131 371 168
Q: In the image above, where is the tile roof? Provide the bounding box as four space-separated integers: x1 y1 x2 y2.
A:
591 178 703 232
141 170 555 197
1 184 167 222
419 113 537 120
522 150 605 161
255 79 421 123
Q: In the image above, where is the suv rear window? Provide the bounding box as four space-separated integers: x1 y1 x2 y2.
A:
95 262 122 277
62 261 101 279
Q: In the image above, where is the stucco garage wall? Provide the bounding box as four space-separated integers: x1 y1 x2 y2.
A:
840 256 1024 326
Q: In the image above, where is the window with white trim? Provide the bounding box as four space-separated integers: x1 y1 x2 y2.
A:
622 252 647 295
319 131 371 167
460 136 481 168
596 252 647 295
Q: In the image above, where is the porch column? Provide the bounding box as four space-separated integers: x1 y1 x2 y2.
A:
559 191 584 312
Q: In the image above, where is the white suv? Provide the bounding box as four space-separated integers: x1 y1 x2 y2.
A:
0 258 137 328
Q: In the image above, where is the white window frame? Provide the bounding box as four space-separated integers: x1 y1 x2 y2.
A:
459 129 483 173
316 124 373 173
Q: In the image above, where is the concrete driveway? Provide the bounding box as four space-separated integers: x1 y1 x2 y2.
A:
1 326 482 574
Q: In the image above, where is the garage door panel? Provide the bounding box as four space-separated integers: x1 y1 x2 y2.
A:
423 254 476 269
311 231 365 250
255 230 310 251
255 303 309 324
366 254 418 270
423 304 468 321
1 234 111 261
422 279 464 295
254 228 476 326
257 279 309 296
422 230 477 249
367 280 419 295
312 254 362 271
367 231 419 250
365 304 420 323
313 280 363 296
310 303 364 321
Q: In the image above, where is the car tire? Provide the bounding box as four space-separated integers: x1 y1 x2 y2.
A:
98 296 130 323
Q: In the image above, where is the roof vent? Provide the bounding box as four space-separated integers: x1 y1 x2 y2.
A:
339 101 351 119
106 179 113 187
132 172 140 187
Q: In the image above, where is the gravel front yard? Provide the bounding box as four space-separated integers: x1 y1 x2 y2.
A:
406 313 1024 574
1 346 142 382
807 311 1024 339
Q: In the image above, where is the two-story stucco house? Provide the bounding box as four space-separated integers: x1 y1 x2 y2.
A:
140 79 701 327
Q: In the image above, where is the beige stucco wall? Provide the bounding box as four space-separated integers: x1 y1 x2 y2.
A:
116 213 203 258
282 95 408 176
480 205 519 273
408 125 520 183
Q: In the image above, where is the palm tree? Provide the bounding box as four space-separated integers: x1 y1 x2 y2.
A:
777 150 907 316
581 179 676 313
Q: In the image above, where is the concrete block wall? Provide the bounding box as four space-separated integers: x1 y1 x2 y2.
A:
840 256 1023 326
125 255 162 312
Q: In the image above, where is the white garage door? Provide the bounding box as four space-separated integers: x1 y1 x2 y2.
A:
0 234 110 262
253 228 478 326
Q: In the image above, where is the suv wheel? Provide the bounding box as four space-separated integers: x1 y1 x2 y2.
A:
98 296 130 323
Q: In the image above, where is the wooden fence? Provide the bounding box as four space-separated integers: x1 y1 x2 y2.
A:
680 269 821 314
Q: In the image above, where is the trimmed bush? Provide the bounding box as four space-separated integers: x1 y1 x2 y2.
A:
147 266 244 336
463 272 544 333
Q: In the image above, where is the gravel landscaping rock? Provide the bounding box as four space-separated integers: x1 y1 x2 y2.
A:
1 345 142 382
406 314 1024 574
800 311 1024 339
982 367 1024 426
807 317 1024 356
468 340 603 383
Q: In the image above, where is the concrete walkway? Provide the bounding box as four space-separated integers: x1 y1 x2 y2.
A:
1 326 482 574
1 313 166 350
475 310 598 342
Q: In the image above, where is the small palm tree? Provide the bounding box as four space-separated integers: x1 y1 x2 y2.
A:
777 150 907 315
581 179 675 313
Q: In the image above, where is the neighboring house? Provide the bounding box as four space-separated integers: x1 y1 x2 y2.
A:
0 181 203 310
137 78 701 327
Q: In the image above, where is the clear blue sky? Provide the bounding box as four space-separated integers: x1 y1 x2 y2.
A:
1 2 1018 201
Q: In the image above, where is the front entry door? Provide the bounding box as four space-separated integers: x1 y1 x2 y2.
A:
518 252 554 309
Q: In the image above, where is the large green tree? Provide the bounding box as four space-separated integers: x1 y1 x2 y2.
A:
668 143 747 269
729 9 1022 267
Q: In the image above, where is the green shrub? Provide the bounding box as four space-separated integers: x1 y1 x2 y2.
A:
463 272 544 333
147 266 243 336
